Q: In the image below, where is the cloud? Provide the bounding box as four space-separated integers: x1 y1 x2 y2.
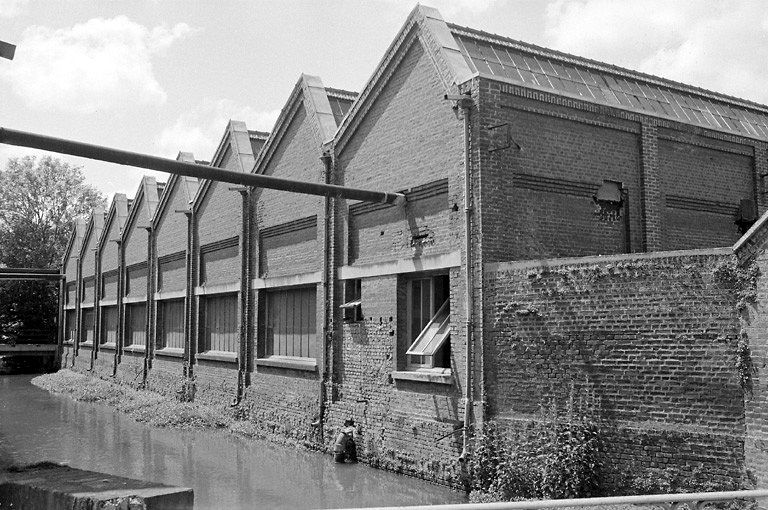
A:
0 0 28 18
543 0 768 104
0 16 193 113
158 99 280 160
378 0 498 17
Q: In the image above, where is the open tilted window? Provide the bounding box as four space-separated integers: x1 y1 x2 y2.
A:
405 274 450 369
340 279 363 322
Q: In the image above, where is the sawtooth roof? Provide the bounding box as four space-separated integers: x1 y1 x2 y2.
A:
448 22 768 140
325 87 357 126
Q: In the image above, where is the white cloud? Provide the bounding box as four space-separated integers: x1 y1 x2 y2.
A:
544 0 768 104
379 0 497 17
158 98 280 160
0 0 28 18
0 16 193 113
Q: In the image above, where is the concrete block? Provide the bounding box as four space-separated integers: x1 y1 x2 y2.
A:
0 462 193 510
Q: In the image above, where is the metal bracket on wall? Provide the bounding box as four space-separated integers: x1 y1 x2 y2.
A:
487 123 521 153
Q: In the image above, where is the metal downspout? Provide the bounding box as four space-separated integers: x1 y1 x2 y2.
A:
73 256 81 365
232 187 250 406
459 97 474 462
141 227 152 387
184 211 195 381
318 152 333 440
56 271 64 369
113 239 124 377
90 248 99 371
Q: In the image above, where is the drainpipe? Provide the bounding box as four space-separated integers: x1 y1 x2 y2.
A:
318 151 334 439
232 187 250 406
113 239 124 376
458 95 474 463
73 256 81 365
90 248 99 371
56 271 64 369
183 210 196 382
142 226 153 387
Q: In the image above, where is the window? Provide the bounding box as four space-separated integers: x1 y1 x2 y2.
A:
158 299 184 350
100 306 118 345
81 309 95 344
199 293 238 353
65 310 77 342
340 279 363 322
264 286 316 358
125 303 146 347
405 274 450 369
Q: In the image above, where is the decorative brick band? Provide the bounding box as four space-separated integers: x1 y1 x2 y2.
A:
260 216 317 239
513 173 596 198
349 178 449 216
200 236 238 254
666 195 736 216
157 251 184 265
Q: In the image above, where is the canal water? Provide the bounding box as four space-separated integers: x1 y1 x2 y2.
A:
0 374 466 509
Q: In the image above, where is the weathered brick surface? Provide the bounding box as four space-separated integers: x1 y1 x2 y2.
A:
260 225 317 277
740 234 768 487
484 250 743 488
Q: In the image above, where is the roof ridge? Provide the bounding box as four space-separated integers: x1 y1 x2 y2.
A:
324 87 358 100
448 22 768 114
248 130 270 140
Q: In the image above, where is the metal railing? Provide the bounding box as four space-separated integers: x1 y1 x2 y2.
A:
344 489 768 510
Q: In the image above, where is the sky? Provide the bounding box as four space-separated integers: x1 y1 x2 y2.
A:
1 0 767 201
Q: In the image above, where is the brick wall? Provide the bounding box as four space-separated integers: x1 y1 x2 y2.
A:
658 132 754 250
484 249 744 489
478 79 762 262
737 222 768 488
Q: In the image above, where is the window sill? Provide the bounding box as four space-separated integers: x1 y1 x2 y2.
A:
256 356 317 372
100 342 117 351
63 340 74 346
197 351 237 363
156 347 184 359
79 342 94 348
123 345 146 354
391 369 453 385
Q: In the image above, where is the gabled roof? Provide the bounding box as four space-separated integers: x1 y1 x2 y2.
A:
122 176 163 240
152 152 199 227
333 5 471 152
97 194 129 253
61 218 86 268
78 205 106 262
252 74 355 175
192 120 267 210
448 23 768 140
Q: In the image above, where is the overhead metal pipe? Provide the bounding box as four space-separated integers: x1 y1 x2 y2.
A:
0 127 407 205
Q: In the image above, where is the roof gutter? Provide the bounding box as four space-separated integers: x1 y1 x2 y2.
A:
0 127 406 206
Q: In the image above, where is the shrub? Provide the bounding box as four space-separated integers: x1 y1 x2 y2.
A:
468 397 601 501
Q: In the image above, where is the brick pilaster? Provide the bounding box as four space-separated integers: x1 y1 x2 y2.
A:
640 122 663 252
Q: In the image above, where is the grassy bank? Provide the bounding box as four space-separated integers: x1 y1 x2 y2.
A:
32 370 244 432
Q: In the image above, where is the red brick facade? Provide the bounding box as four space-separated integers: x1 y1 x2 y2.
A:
60 5 768 490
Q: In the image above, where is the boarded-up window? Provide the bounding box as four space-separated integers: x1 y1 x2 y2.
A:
158 252 186 291
100 306 118 344
66 310 77 341
66 283 76 305
81 309 95 344
158 299 184 350
264 286 316 358
82 278 95 302
101 271 119 299
125 303 146 347
200 238 238 285
199 293 238 353
126 263 147 297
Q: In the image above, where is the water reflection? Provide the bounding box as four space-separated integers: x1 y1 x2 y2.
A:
0 375 465 509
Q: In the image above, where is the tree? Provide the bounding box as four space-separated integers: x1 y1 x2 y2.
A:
0 156 105 341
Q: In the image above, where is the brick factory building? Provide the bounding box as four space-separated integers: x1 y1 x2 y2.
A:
59 5 768 490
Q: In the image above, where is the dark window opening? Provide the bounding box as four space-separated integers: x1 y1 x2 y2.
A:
405 274 450 370
340 279 363 322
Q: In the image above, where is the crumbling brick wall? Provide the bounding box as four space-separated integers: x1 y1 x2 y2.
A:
484 249 744 490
